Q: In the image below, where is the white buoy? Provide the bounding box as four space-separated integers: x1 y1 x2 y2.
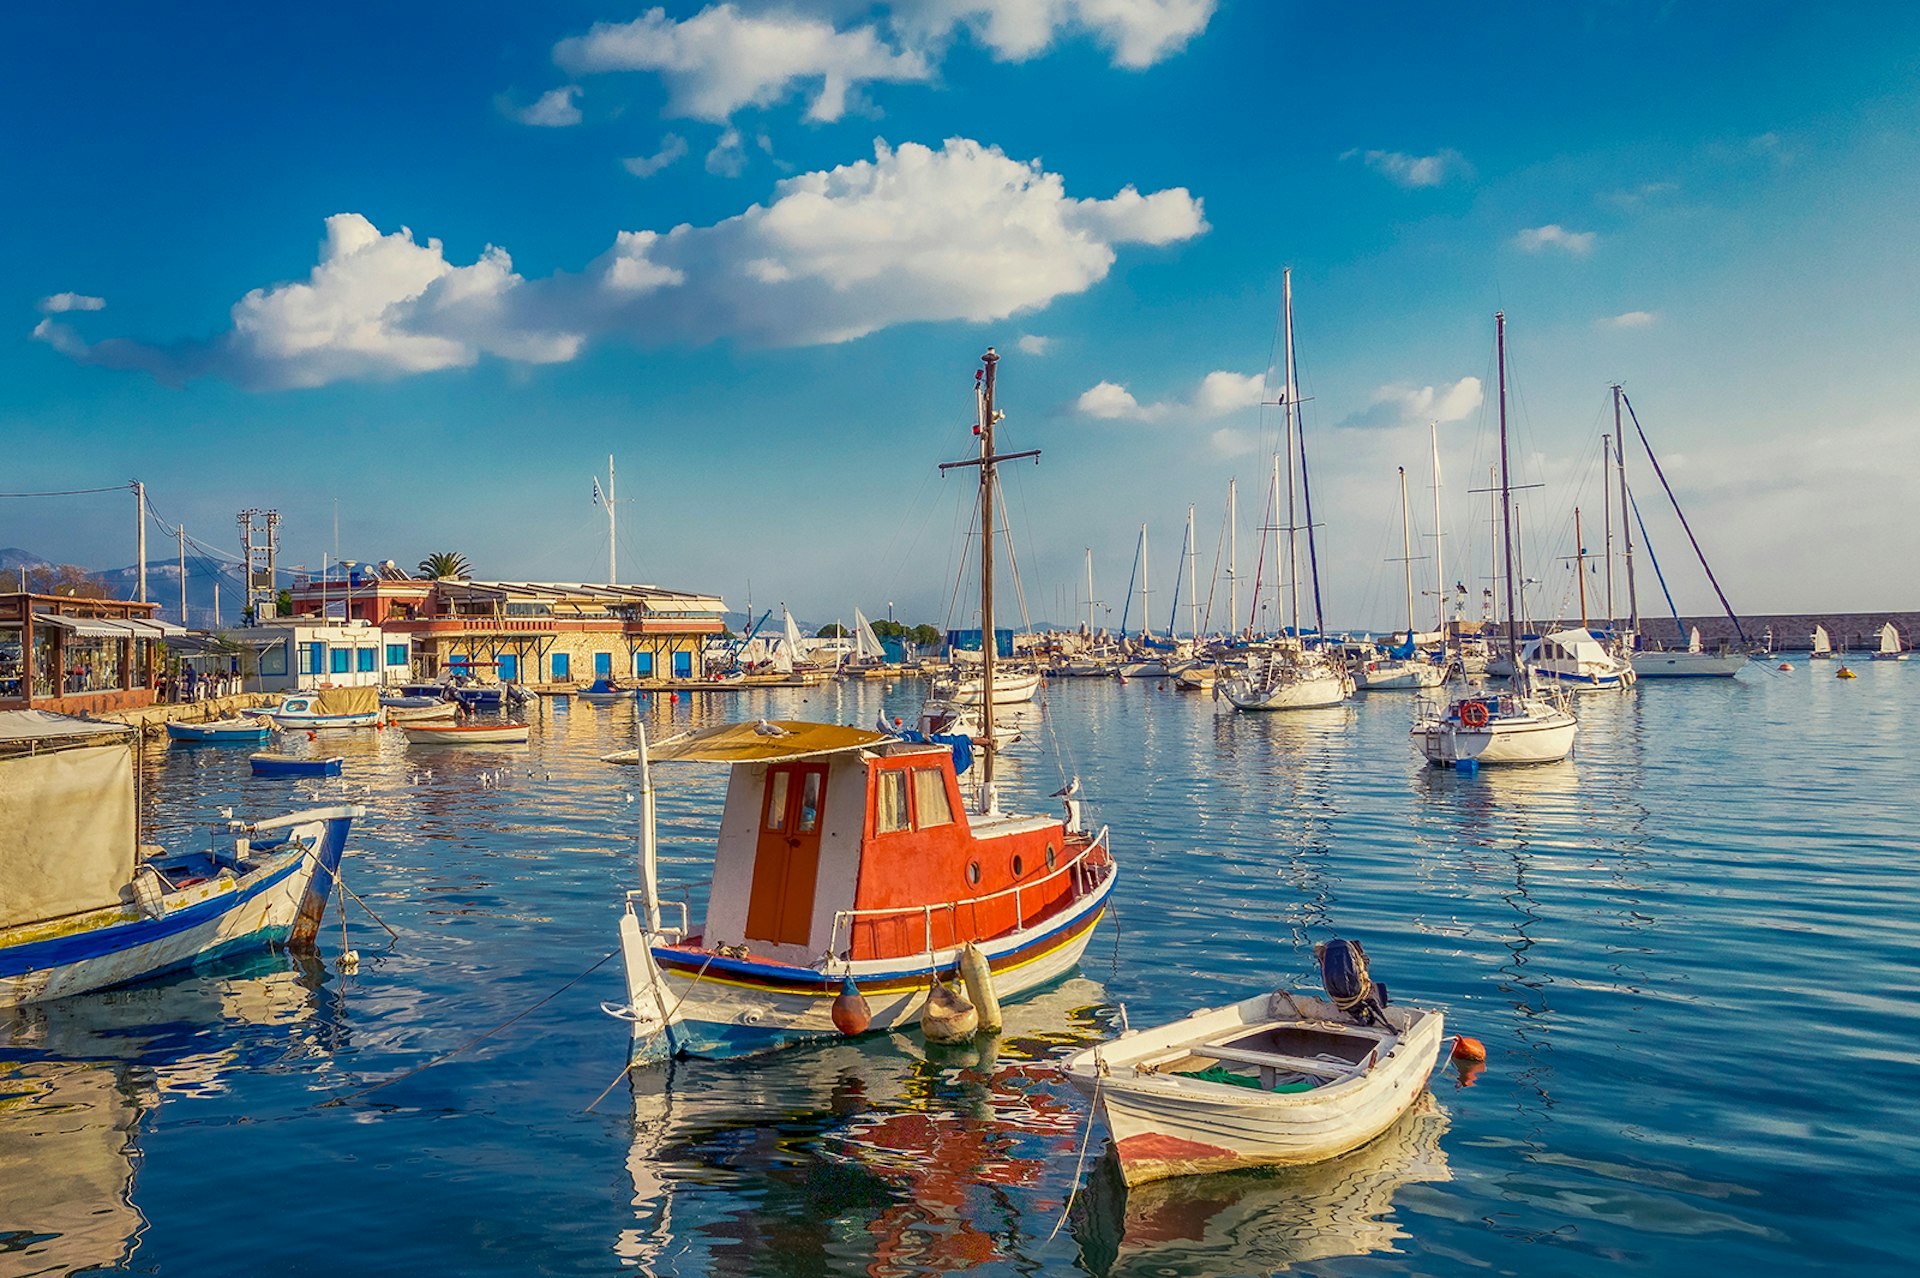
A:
920 979 979 1045
958 942 1002 1033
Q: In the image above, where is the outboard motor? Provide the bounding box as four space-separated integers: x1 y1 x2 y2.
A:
1317 937 1391 1027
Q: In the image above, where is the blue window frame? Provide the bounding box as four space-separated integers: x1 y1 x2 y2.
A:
498 653 518 682
594 652 612 677
552 652 570 680
672 650 692 679
632 652 654 677
301 642 324 675
330 647 350 675
385 643 409 667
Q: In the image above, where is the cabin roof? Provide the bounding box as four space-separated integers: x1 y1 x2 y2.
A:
645 720 893 765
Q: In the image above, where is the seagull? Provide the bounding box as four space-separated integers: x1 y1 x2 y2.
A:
753 719 791 737
1051 776 1081 798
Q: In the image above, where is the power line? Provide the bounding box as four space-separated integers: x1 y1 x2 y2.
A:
0 483 132 498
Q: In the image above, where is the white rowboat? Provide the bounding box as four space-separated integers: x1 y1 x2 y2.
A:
400 722 530 745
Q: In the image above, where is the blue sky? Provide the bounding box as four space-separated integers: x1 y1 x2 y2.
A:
5 2 1917 630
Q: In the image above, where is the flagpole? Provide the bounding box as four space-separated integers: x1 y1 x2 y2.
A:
608 454 617 586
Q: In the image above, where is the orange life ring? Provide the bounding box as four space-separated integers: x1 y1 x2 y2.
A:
1460 700 1490 729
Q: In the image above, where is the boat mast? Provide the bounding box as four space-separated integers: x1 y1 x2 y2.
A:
1084 547 1094 635
1602 432 1615 630
1613 386 1640 637
1138 524 1151 638
1430 421 1446 645
1186 504 1199 639
1488 465 1498 632
1574 507 1589 627
979 351 998 783
607 454 617 585
1282 271 1300 640
1398 466 1416 643
1497 312 1520 665
1620 389 1748 644
1227 478 1239 638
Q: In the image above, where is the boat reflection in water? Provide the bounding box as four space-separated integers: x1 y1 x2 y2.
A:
618 977 1108 1275
0 956 327 1275
1072 1091 1451 1277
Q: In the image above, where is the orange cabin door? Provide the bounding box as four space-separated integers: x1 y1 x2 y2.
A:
745 762 828 947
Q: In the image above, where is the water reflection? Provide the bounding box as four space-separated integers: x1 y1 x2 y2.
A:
0 956 330 1276
1071 1092 1451 1276
618 978 1107 1276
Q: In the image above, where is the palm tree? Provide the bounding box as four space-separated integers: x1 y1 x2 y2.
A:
417 551 472 580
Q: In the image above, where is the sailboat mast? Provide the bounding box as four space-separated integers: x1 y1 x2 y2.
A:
1084 547 1094 634
1227 478 1238 638
1574 507 1589 627
1497 312 1520 663
1489 465 1498 630
608 454 617 585
1282 272 1300 639
978 349 998 789
1399 466 1416 641
1430 421 1446 643
1613 386 1640 636
1186 504 1199 639
1138 524 1151 637
1289 276 1327 638
1602 433 1615 629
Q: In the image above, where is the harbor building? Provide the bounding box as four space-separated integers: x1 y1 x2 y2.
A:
0 592 181 714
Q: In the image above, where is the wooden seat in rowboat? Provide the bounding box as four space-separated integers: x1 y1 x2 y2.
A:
1195 1044 1357 1079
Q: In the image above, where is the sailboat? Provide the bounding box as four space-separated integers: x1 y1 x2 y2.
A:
1411 313 1577 766
1222 268 1353 712
604 349 1119 1062
837 607 892 678
1872 622 1908 661
1354 468 1448 692
1810 624 1834 660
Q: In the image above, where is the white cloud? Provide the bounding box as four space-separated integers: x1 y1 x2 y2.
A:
555 5 933 123
1342 376 1483 430
1348 147 1469 188
891 0 1217 68
1016 333 1053 355
705 127 748 176
1599 310 1657 329
1075 367 1261 422
38 292 106 314
512 85 584 127
1514 224 1597 255
36 138 1206 384
623 134 689 178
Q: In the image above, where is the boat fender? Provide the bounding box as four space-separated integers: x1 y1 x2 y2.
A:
958 942 1002 1033
1451 1034 1486 1062
831 976 872 1035
920 978 979 1045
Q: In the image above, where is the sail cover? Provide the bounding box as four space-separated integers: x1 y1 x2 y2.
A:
0 713 137 929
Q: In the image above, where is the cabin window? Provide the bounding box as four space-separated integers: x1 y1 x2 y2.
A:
765 772 791 830
966 861 982 886
798 771 822 832
1012 854 1025 877
911 769 952 829
876 770 910 833
1045 843 1058 871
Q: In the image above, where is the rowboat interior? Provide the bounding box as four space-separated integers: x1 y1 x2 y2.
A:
1135 1016 1400 1092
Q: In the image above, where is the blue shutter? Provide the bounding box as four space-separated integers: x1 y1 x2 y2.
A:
552 652 570 680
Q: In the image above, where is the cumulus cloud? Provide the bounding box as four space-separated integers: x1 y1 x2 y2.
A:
1599 310 1656 329
511 85 584 126
623 134 689 178
39 292 106 314
1341 376 1483 430
890 0 1217 68
1346 147 1469 188
1514 224 1597 255
1075 367 1261 422
555 5 933 123
1016 333 1053 355
34 138 1206 386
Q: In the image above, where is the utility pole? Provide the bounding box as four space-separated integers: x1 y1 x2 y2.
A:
177 524 187 628
134 481 147 604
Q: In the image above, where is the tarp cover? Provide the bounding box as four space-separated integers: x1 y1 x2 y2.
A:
312 686 379 715
648 720 889 765
0 739 136 929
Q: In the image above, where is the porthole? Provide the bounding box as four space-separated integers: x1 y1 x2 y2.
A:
966 861 982 886
1045 843 1058 871
1012 854 1025 877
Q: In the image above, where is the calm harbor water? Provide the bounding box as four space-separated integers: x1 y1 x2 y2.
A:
4 663 1918 1276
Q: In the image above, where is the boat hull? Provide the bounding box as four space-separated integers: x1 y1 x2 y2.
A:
1632 651 1751 678
620 859 1116 1062
401 724 529 744
1412 710 1576 766
165 718 272 742
0 806 358 1006
250 753 344 777
1062 992 1445 1185
266 712 380 730
1352 661 1447 691
1221 672 1351 710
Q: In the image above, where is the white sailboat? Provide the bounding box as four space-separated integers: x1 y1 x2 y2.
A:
1222 268 1352 712
1872 622 1908 661
1810 624 1834 660
1354 467 1448 692
1412 312 1576 767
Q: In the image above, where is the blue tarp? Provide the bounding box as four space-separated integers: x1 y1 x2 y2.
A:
897 730 974 775
945 628 1015 658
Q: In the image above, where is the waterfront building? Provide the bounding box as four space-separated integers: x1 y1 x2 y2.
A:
0 592 180 714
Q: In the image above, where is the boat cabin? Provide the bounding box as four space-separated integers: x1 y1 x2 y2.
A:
648 721 1091 967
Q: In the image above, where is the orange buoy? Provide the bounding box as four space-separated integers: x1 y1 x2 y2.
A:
669 693 679 703
307 731 317 741
1451 1034 1486 1062
830 976 871 1035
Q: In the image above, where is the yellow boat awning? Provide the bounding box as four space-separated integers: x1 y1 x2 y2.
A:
634 720 890 765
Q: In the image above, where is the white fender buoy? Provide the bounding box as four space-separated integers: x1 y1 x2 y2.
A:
920 978 979 1045
958 942 1002 1033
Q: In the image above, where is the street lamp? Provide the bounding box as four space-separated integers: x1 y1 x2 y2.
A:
887 601 894 624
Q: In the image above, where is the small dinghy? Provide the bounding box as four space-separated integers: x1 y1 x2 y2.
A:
401 722 530 745
166 716 271 742
1061 939 1445 1186
250 752 344 777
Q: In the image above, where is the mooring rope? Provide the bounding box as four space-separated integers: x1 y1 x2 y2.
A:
584 952 719 1114
1048 1050 1104 1242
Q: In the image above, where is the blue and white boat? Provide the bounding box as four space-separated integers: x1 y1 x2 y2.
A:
165 715 273 742
265 686 381 729
576 677 632 703
1 711 364 1007
250 752 345 777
